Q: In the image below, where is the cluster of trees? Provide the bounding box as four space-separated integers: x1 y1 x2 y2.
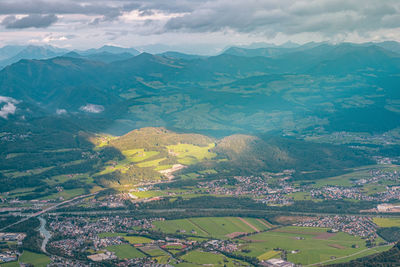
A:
377 227 400 243
140 196 377 215
0 143 121 195
5 217 42 253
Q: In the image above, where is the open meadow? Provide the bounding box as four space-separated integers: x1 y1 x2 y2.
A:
373 217 400 228
236 226 389 265
180 249 247 267
18 251 50 267
106 244 146 259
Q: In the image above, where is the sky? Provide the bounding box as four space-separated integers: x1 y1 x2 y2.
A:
0 0 400 54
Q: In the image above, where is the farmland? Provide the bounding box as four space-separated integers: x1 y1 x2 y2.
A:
236 226 388 265
373 217 400 228
180 250 247 266
153 217 272 238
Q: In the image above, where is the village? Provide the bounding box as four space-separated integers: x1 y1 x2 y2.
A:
0 233 26 263
41 214 246 265
295 216 379 240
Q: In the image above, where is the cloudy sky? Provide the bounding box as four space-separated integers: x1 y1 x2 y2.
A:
1 0 400 54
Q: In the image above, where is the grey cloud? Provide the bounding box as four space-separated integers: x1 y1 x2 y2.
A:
0 0 122 21
162 0 400 37
1 14 58 29
0 0 400 40
2 14 58 29
122 0 206 14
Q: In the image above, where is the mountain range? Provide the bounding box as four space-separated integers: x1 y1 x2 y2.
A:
1 41 400 190
1 42 400 135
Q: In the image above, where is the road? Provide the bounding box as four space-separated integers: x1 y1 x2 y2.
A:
0 192 98 231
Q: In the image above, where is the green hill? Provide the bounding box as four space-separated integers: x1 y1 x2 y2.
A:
212 134 371 179
92 127 216 188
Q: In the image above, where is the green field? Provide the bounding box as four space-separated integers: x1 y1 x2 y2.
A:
42 188 85 200
153 217 271 238
96 142 216 180
373 217 400 227
322 244 393 265
129 190 163 198
257 250 281 260
137 158 167 167
45 173 92 186
124 236 153 244
363 184 387 195
154 255 170 264
181 250 247 266
236 226 389 265
98 232 126 238
122 149 160 162
107 244 146 259
142 248 169 257
167 143 216 165
312 172 360 188
0 262 19 267
19 251 51 267
288 191 312 201
312 165 400 189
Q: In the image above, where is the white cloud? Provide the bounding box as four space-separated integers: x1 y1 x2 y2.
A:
0 96 19 119
56 108 67 115
79 104 104 113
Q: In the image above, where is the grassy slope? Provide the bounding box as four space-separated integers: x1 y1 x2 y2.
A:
92 127 216 187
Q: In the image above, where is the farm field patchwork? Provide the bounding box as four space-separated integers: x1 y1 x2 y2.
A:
153 217 272 238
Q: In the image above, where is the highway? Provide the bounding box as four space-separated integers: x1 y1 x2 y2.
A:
0 192 98 231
